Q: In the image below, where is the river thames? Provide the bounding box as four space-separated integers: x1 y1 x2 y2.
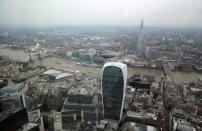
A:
0 48 202 84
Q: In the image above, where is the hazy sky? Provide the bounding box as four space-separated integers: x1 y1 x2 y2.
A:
0 0 202 28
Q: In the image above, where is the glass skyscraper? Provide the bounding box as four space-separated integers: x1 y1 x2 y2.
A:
101 62 127 122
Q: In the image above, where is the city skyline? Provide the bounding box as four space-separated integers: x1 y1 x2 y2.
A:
0 20 202 130
1 1 202 130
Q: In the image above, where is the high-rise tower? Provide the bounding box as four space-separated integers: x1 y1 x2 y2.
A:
137 18 144 57
101 62 127 122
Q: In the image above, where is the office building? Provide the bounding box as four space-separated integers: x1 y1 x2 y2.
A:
61 86 98 127
101 62 127 122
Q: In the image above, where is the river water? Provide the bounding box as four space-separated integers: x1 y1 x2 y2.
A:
0 48 201 84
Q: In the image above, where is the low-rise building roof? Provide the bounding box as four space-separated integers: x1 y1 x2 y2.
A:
0 83 25 94
43 69 74 80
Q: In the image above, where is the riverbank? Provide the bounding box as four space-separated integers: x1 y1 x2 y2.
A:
1 48 202 84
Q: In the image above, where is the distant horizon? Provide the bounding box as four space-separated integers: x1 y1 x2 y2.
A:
1 24 202 30
1 0 202 28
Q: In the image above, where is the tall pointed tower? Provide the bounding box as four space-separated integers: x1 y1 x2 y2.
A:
137 18 144 57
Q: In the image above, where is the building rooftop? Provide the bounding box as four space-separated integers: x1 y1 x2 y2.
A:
127 111 158 120
44 69 62 75
28 110 40 123
42 69 74 80
68 86 95 96
0 83 25 94
123 122 157 131
103 61 127 69
173 122 196 131
21 123 38 131
56 73 73 79
54 112 61 122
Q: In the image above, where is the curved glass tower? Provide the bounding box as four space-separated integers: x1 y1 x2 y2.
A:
101 62 127 122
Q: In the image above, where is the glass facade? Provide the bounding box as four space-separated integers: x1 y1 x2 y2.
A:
102 66 124 121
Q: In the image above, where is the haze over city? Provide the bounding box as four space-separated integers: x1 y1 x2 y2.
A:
0 0 202 28
1 0 202 131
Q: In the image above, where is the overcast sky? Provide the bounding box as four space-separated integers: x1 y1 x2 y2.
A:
0 0 202 28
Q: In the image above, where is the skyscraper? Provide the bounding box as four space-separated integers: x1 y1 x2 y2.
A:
101 62 127 122
137 18 144 57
